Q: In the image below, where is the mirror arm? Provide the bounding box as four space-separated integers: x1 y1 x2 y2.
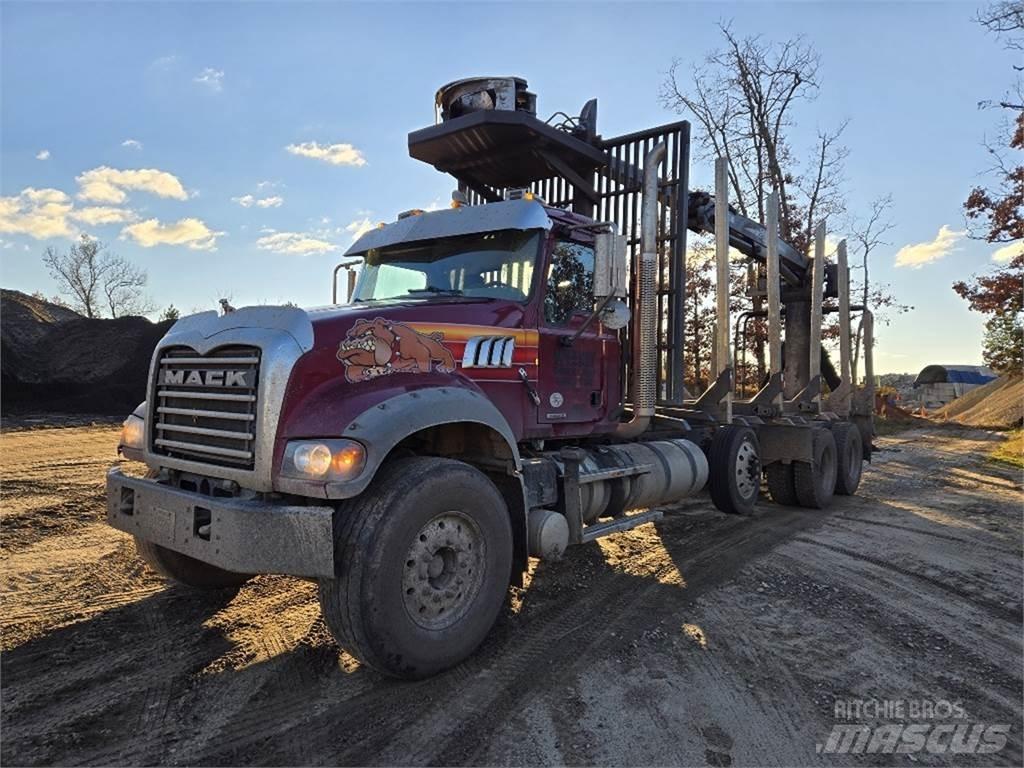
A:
560 294 615 347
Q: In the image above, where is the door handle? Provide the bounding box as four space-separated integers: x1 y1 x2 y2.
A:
518 367 541 406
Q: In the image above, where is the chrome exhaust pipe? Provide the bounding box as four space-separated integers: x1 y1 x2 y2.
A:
616 141 665 438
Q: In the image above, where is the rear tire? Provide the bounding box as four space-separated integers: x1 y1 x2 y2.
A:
831 422 864 496
708 426 761 515
318 456 513 679
135 538 251 590
794 428 838 509
765 463 799 506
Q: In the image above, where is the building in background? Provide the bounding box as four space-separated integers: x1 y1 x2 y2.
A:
912 365 997 410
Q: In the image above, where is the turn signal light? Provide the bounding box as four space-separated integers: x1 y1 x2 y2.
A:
281 439 366 482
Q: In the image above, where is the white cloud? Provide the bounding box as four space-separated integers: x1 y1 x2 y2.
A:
194 67 224 92
256 231 336 255
285 141 366 167
121 139 143 150
233 194 284 209
992 241 1023 264
150 54 178 71
894 225 965 268
0 187 74 239
70 206 138 226
76 166 188 204
121 217 222 250
35 149 50 161
345 217 376 242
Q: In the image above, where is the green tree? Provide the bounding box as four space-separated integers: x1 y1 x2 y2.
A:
953 254 1024 374
982 313 1023 373
159 304 181 322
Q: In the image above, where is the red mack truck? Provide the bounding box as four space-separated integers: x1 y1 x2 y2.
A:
107 77 875 678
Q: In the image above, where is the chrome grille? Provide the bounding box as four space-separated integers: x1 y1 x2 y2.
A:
151 345 261 470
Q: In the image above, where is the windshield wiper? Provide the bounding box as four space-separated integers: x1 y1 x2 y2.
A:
407 286 463 296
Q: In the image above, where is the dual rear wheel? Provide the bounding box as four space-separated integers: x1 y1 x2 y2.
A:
765 421 863 509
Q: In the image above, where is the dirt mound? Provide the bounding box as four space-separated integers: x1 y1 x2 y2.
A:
2 289 172 415
935 374 1023 429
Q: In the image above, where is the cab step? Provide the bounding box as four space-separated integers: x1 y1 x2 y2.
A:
580 509 664 543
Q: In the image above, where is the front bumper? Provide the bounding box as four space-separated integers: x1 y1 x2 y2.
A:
106 467 335 578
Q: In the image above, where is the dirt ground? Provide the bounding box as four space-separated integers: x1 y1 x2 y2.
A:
2 424 1022 767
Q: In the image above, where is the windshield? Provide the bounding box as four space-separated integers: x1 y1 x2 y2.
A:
351 230 541 302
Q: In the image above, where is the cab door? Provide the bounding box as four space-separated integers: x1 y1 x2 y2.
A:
536 238 610 425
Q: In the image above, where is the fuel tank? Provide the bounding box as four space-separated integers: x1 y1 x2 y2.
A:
551 439 709 523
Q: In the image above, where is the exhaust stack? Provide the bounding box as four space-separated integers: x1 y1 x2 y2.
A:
616 142 666 438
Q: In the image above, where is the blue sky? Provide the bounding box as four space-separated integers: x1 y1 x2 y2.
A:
1 1 1018 374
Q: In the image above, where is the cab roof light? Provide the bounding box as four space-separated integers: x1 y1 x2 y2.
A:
397 208 425 220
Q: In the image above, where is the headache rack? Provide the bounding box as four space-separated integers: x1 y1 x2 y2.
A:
415 112 693 405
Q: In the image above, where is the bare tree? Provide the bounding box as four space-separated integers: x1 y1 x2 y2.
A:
977 1 1024 52
846 195 895 382
662 25 849 385
966 3 1024 244
43 235 152 318
660 24 849 253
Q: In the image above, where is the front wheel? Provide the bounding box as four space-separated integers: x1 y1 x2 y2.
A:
135 538 251 590
318 456 513 679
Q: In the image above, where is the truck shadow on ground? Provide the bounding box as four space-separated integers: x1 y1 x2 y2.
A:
2 499 827 766
3 476 1022 767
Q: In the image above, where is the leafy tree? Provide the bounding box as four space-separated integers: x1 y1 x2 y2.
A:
982 313 1023 373
682 242 716 390
43 235 153 318
953 254 1024 374
159 304 181 322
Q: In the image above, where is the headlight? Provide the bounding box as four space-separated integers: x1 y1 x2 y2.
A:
281 439 366 481
118 413 145 460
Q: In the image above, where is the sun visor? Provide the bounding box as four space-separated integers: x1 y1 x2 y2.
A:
344 199 552 256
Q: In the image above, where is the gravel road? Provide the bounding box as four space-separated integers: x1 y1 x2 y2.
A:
2 424 1021 766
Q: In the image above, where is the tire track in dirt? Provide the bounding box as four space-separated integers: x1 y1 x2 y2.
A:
831 514 1020 553
790 536 1021 623
376 508 831 767
3 424 1022 767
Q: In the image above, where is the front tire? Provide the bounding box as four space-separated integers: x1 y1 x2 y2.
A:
318 456 513 679
708 426 761 515
135 538 251 590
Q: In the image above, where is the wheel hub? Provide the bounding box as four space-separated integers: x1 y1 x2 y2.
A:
403 512 485 631
735 439 761 500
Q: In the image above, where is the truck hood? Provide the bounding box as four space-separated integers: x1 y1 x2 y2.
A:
275 298 530 442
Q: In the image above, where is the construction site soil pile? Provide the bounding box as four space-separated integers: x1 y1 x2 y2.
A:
1 289 172 415
935 374 1024 429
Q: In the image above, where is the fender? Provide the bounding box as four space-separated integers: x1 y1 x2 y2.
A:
319 386 522 500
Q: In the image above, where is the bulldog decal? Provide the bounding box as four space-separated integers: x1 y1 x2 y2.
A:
337 317 457 383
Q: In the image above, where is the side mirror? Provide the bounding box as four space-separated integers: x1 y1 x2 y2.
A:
594 231 627 300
